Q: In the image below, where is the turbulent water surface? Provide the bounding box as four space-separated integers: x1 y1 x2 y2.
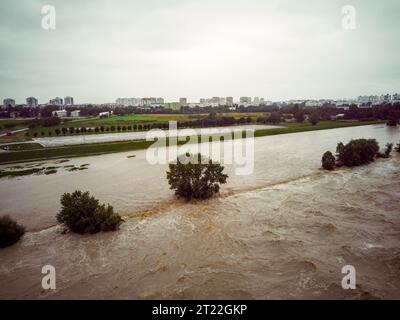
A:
0 124 399 299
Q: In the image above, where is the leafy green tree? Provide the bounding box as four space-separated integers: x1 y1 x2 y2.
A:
69 127 75 134
385 143 393 157
267 112 281 124
100 126 105 132
387 112 399 126
166 153 228 200
55 129 61 135
322 151 335 170
295 111 305 123
94 127 99 133
33 132 38 137
111 126 115 132
57 191 123 234
336 139 379 167
62 127 68 135
309 111 320 125
377 143 393 158
396 142 400 153
0 215 25 248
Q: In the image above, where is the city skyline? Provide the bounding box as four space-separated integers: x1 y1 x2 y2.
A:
2 92 400 107
0 0 399 103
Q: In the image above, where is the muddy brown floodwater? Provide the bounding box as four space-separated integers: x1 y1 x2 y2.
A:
0 124 399 299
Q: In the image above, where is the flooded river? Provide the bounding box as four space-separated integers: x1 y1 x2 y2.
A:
0 124 399 299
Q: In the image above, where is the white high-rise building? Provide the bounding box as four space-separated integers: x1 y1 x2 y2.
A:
64 96 74 105
3 98 15 109
240 97 251 104
26 97 38 108
116 97 141 106
49 97 63 106
179 98 188 106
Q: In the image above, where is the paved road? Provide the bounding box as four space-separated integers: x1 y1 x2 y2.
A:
0 127 29 137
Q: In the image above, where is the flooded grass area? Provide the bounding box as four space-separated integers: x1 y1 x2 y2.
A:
0 160 90 178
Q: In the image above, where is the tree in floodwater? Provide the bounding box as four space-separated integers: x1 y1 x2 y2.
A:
166 153 228 200
387 112 399 126
335 139 379 167
322 151 336 170
0 215 25 248
57 191 123 234
377 143 393 158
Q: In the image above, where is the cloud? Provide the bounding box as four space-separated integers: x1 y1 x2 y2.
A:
0 0 399 103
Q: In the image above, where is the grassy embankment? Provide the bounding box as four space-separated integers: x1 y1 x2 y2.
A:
0 120 384 164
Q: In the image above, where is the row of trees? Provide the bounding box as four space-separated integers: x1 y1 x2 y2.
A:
343 103 400 124
257 110 320 125
27 116 260 138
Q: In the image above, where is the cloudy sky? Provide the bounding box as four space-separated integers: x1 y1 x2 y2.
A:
0 0 399 104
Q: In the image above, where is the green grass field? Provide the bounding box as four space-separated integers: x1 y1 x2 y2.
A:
0 120 384 164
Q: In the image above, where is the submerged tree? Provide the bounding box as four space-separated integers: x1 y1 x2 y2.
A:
0 215 25 248
166 153 228 200
57 191 123 234
322 151 336 170
335 139 379 167
377 143 393 158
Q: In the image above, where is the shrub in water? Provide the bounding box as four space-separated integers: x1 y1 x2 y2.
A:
336 139 379 167
57 191 123 234
322 151 335 170
0 215 25 248
377 143 393 158
167 153 228 200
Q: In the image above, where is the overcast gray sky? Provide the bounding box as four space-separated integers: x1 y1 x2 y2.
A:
0 0 399 104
